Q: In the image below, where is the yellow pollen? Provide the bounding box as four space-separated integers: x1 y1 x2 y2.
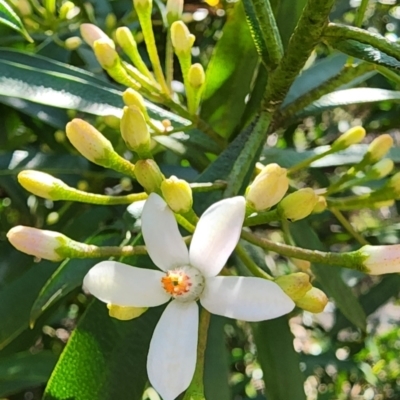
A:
162 270 192 296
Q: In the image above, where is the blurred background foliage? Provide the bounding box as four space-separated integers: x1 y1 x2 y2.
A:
2 0 400 399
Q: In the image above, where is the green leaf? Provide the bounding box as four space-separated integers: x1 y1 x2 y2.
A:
290 221 367 332
201 1 259 139
43 300 163 400
0 0 33 42
0 351 57 397
253 317 306 400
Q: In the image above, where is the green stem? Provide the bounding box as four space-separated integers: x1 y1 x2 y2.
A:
60 190 148 205
326 189 395 210
240 229 368 272
107 153 136 179
235 243 273 279
165 29 174 90
287 147 337 175
182 309 210 400
244 209 279 226
122 62 161 93
329 208 369 246
63 242 147 258
175 214 196 233
190 181 227 192
354 0 370 28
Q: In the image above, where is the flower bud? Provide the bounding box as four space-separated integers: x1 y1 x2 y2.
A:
171 21 195 55
388 171 400 194
7 226 68 261
365 134 393 163
291 258 311 272
80 23 114 49
245 163 289 211
133 0 152 12
295 287 328 313
275 273 312 301
107 304 148 320
166 0 183 25
372 200 394 208
15 0 32 16
66 119 115 165
120 106 151 153
105 13 117 30
122 88 147 114
161 176 193 213
102 115 121 130
278 188 318 222
135 159 165 193
188 63 205 89
65 36 82 50
332 126 366 150
59 1 75 20
312 196 327 214
116 27 137 52
369 158 394 179
93 39 119 69
18 170 68 200
358 244 400 274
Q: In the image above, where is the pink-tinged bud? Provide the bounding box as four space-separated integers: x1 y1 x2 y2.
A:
107 304 148 320
7 226 67 261
80 23 114 49
278 188 318 222
295 287 328 313
18 170 68 200
366 134 393 163
245 163 289 211
359 244 400 275
66 119 115 165
275 273 312 301
332 126 366 150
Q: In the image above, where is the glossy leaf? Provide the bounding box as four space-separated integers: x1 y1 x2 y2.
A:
0 0 32 42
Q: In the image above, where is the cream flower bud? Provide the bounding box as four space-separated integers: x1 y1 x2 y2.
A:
121 106 151 152
18 170 68 200
15 0 32 16
66 119 115 165
166 0 183 25
116 27 137 52
312 196 327 214
171 21 195 55
245 163 289 211
59 1 75 20
122 88 147 114
188 63 205 89
366 134 393 163
135 160 165 193
359 244 400 274
7 226 68 261
369 158 394 179
291 258 311 271
80 23 114 49
278 188 318 222
161 176 193 213
295 287 328 313
93 39 119 69
107 304 148 320
275 273 312 301
388 171 400 194
65 36 82 50
332 126 366 150
133 0 152 12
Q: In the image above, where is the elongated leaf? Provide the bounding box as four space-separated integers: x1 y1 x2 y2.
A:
253 317 306 400
0 0 32 42
290 221 367 332
0 351 57 397
201 1 258 139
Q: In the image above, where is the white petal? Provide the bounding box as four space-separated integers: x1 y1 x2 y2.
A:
200 276 295 321
83 261 170 307
147 300 198 400
189 196 245 277
142 193 189 271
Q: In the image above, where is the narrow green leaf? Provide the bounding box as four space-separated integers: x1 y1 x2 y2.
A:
0 351 57 397
0 0 33 42
201 1 258 139
253 317 306 400
290 221 367 332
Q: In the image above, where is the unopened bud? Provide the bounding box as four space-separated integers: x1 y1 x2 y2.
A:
105 13 117 30
188 63 205 88
65 36 82 50
107 304 148 320
161 176 193 213
388 171 400 194
135 159 165 193
102 115 121 130
133 0 152 12
312 196 327 214
66 119 115 165
369 158 394 179
275 273 312 301
121 106 151 153
365 134 393 163
80 23 114 48
295 287 328 313
15 0 32 16
291 258 311 272
359 244 400 274
166 0 183 25
7 226 68 261
278 188 318 222
245 163 289 211
116 27 137 51
93 39 119 69
332 126 366 150
59 1 75 20
122 88 147 114
18 170 68 200
171 21 195 55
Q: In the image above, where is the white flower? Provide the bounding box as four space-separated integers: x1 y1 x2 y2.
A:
84 193 295 400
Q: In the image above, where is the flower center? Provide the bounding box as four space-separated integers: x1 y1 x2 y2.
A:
161 266 205 302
